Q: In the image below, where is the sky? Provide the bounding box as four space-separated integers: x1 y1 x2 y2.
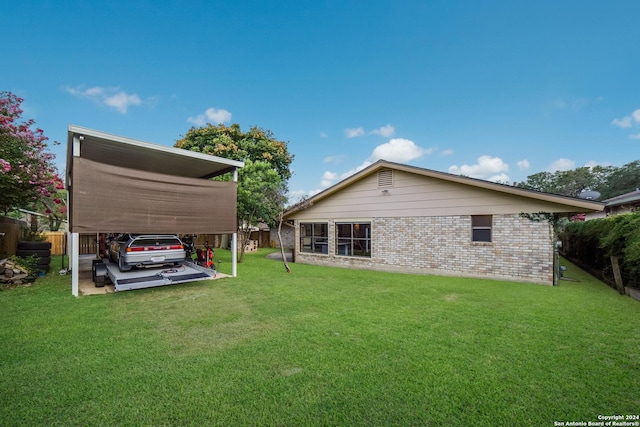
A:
3 0 640 203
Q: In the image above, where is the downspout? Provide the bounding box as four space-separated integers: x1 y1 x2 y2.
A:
553 240 560 286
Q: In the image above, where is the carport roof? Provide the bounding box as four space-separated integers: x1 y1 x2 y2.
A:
66 124 244 179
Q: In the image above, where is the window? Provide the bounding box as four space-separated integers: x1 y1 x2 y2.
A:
471 215 492 242
300 223 328 253
336 222 371 257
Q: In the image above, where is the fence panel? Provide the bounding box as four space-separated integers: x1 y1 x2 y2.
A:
45 232 66 255
0 216 28 257
79 234 98 255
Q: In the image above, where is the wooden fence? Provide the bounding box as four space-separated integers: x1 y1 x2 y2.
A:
0 216 28 257
45 232 66 255
44 233 98 255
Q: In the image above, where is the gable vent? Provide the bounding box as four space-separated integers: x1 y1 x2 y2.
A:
378 169 393 187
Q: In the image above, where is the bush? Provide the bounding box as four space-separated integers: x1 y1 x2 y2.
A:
11 254 39 283
561 212 640 288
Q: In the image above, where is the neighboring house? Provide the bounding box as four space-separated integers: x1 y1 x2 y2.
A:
584 188 640 219
604 188 640 216
284 160 604 285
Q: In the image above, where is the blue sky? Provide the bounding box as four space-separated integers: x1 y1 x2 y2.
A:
3 1 639 203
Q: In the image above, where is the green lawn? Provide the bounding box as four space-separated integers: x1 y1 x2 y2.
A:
1 249 638 426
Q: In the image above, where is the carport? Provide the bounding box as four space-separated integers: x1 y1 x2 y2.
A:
66 125 244 296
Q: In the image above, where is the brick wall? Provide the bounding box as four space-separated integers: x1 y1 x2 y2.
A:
294 214 554 284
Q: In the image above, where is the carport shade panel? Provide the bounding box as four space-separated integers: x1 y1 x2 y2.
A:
70 157 237 234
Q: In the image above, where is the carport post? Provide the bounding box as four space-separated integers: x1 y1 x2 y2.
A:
70 134 82 296
70 232 79 296
232 167 238 277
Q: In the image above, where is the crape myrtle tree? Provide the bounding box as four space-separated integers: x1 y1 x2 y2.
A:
175 123 293 262
0 92 64 227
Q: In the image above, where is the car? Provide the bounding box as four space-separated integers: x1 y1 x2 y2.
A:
108 234 187 272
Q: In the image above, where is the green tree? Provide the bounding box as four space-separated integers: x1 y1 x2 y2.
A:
236 160 287 261
175 123 294 262
596 160 640 200
517 162 639 200
176 123 293 182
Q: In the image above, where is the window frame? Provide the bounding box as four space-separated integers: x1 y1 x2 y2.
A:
299 222 329 254
335 222 372 257
471 215 492 243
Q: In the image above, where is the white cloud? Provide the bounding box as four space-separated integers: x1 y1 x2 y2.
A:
85 87 104 97
65 85 142 113
320 171 339 187
344 127 365 138
630 133 640 140
104 92 141 113
187 107 232 126
320 132 328 138
612 109 640 128
370 124 395 137
548 158 576 172
324 154 347 164
552 97 587 112
517 159 530 170
370 138 431 163
439 148 454 157
319 161 373 190
488 173 511 184
448 155 509 180
612 116 633 128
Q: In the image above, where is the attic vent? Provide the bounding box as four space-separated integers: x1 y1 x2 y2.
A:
378 169 393 187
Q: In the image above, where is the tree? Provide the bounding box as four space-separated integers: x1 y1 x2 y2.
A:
176 123 293 182
175 123 294 262
596 160 640 200
39 175 67 231
517 161 639 200
0 92 62 218
517 167 599 197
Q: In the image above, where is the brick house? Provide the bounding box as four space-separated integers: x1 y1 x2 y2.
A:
283 160 604 285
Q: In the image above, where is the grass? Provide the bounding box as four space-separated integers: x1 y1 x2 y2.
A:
1 249 639 426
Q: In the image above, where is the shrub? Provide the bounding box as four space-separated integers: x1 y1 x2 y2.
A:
561 212 640 288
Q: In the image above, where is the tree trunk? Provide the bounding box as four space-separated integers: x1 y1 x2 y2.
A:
277 211 291 273
238 228 248 263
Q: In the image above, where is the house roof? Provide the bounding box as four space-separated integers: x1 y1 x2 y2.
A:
285 159 605 216
66 124 244 179
603 188 640 207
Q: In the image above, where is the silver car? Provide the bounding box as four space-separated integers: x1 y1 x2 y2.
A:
108 234 187 272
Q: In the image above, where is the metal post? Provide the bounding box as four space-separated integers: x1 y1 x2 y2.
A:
232 167 239 277
70 134 82 296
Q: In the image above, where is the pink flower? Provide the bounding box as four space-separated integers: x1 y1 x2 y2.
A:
0 159 11 172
